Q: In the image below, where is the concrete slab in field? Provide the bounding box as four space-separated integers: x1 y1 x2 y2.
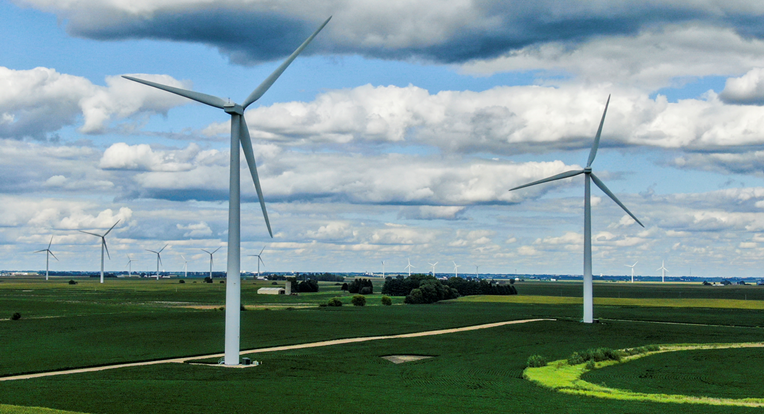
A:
381 355 434 364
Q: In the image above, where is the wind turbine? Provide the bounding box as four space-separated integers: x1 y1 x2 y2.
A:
405 259 414 277
181 254 188 278
625 261 638 283
146 245 167 280
428 261 438 276
657 261 669 283
126 255 134 277
453 261 460 278
381 260 385 278
34 236 57 281
125 17 331 365
475 265 479 278
80 220 120 284
249 246 266 278
202 247 221 280
509 96 644 324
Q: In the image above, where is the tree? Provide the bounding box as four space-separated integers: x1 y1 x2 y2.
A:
348 278 373 294
341 282 349 291
351 295 366 306
381 296 392 306
327 297 343 307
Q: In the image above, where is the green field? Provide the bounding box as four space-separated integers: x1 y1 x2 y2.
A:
0 277 762 413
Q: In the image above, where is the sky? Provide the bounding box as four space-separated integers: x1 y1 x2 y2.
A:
0 0 762 278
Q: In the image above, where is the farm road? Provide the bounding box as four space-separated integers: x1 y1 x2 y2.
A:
0 318 553 382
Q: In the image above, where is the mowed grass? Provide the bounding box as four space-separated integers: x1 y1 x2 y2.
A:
0 320 761 414
582 347 764 400
0 277 762 413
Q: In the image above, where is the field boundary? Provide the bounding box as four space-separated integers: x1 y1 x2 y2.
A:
524 342 764 407
0 318 554 382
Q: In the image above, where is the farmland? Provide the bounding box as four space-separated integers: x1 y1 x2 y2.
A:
0 277 762 413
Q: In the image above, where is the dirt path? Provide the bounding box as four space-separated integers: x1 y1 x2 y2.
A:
0 318 553 382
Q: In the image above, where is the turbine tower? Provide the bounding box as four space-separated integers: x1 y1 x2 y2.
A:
80 220 120 284
453 261 460 278
126 255 133 277
202 247 221 281
625 261 638 283
34 236 58 281
125 17 331 366
509 96 644 324
146 245 167 280
428 261 438 276
249 246 266 278
181 254 188 278
381 260 385 278
475 265 479 278
657 261 669 283
405 259 414 277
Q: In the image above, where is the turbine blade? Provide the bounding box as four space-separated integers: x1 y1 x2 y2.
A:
259 246 266 255
259 258 265 266
48 236 53 250
242 16 332 109
122 76 227 109
79 230 102 238
509 169 584 192
50 251 58 261
212 247 221 254
240 116 273 237
201 249 211 255
34 249 46 253
590 172 644 227
103 239 111 260
159 244 168 253
103 220 120 236
586 95 610 168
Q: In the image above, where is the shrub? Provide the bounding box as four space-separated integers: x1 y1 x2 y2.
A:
204 277 213 283
219 280 224 284
68 279 77 285
348 279 372 294
568 351 585 365
527 354 547 368
271 281 278 285
341 283 348 291
381 296 392 306
360 286 373 295
178 279 185 284
351 295 366 307
568 347 622 365
240 304 247 311
327 297 343 307
10 312 21 320
585 360 596 370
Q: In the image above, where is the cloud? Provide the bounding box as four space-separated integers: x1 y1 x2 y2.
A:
176 221 212 238
0 67 189 139
100 142 211 172
719 67 764 105
15 1 762 64
398 206 466 220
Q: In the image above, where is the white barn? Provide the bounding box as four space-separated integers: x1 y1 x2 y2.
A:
257 287 285 295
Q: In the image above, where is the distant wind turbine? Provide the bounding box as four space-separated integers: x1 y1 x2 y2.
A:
405 259 414 277
381 260 385 278
509 96 644 323
146 245 168 280
124 16 331 366
657 261 669 283
249 246 266 278
79 220 120 284
34 236 57 281
126 255 133 277
475 265 479 278
625 261 638 283
202 247 221 280
453 261 460 278
181 254 188 278
428 261 438 276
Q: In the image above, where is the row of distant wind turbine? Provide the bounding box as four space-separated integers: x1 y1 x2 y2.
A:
385 259 470 278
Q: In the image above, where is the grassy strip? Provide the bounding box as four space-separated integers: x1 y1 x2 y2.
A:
0 404 89 414
523 342 764 407
456 295 763 309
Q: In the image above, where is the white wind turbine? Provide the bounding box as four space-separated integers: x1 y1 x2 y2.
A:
126 255 133 277
202 247 221 281
381 260 386 278
125 17 331 365
80 220 120 284
657 261 669 283
405 259 415 277
249 246 266 278
34 236 57 281
475 265 479 278
509 96 644 324
453 261 460 278
625 261 638 283
146 245 168 280
428 261 438 276
181 254 188 278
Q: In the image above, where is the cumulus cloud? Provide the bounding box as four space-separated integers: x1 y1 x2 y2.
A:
100 142 214 172
14 1 762 64
398 206 466 220
0 67 189 139
719 67 764 105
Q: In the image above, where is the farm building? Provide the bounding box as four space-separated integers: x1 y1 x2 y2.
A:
257 287 285 295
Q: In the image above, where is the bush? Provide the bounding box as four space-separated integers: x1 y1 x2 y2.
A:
178 279 185 284
527 354 547 368
568 351 585 365
68 279 77 285
348 279 373 294
381 296 392 306
585 360 596 370
568 347 622 365
10 312 21 320
219 280 224 284
204 277 213 283
240 304 247 311
341 283 348 291
351 295 366 307
360 286 373 295
327 297 343 307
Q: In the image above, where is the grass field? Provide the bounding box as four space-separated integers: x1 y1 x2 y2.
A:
0 277 762 413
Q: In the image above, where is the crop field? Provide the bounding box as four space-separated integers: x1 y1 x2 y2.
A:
0 277 762 413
